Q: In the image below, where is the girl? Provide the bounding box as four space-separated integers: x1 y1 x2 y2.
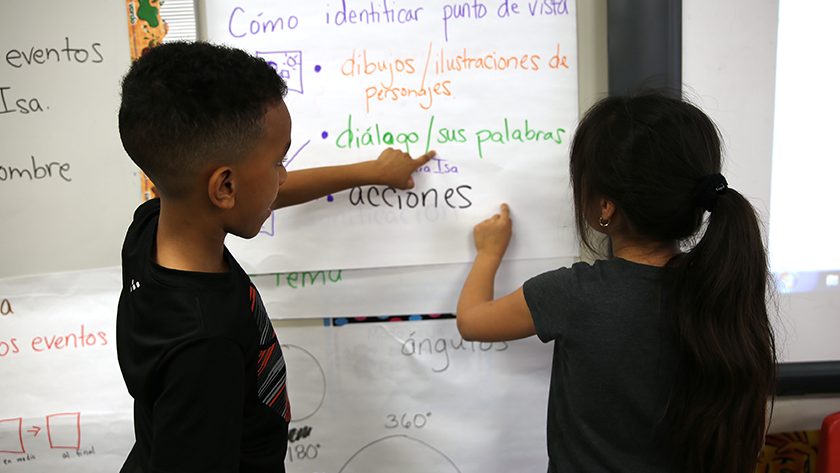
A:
456 92 776 473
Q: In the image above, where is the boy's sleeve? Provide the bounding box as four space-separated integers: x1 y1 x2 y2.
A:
148 337 247 472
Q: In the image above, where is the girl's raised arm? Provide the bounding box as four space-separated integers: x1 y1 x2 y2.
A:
456 204 536 342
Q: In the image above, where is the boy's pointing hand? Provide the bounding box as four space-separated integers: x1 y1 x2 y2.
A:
372 148 436 189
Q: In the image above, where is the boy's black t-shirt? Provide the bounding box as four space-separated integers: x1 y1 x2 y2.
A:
117 199 290 473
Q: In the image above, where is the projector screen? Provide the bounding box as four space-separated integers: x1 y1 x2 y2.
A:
769 0 840 287
769 0 840 361
685 0 840 365
768 0 840 364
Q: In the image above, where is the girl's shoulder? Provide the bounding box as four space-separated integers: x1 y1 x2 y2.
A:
526 258 666 298
568 257 665 280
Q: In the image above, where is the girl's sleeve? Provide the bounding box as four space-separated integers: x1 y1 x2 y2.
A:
524 261 600 343
523 266 575 343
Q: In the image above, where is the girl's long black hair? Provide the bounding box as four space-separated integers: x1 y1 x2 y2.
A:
570 91 776 473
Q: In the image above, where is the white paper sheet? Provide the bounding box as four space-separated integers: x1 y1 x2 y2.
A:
0 0 140 279
0 267 554 472
205 0 580 273
0 267 133 470
278 318 552 472
252 256 576 318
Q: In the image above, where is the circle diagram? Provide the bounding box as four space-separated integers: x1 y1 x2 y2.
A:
281 344 326 422
338 434 461 473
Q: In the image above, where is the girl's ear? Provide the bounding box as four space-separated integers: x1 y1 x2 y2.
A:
208 166 235 210
600 197 616 223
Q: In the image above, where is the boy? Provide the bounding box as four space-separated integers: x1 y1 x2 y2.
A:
116 42 433 472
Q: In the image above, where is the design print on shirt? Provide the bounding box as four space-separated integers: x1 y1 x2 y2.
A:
249 285 291 422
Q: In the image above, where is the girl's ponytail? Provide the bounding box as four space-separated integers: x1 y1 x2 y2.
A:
667 184 777 473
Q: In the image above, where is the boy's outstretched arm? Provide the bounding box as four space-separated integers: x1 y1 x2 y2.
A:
271 148 435 209
456 204 536 342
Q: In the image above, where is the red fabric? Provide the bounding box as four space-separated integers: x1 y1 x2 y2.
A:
817 411 840 473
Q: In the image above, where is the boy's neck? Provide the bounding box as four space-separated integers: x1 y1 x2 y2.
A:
154 198 230 273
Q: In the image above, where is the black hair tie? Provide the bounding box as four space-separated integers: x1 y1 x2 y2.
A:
693 173 728 212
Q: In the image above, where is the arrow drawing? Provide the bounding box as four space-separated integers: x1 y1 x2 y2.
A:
27 426 41 436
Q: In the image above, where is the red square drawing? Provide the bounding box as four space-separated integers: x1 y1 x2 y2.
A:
0 418 24 454
46 413 81 449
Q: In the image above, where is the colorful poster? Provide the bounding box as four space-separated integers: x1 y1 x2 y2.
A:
204 1 579 273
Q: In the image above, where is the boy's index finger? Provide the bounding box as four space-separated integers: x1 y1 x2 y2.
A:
500 203 510 219
415 150 436 166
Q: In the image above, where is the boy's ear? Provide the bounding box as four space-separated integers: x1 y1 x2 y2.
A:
208 166 235 209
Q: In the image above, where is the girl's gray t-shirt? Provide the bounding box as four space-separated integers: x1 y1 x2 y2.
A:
523 258 678 473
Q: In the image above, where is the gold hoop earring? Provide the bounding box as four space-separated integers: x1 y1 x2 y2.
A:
599 217 610 228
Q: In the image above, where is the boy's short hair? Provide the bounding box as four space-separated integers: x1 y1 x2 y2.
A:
119 42 288 198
